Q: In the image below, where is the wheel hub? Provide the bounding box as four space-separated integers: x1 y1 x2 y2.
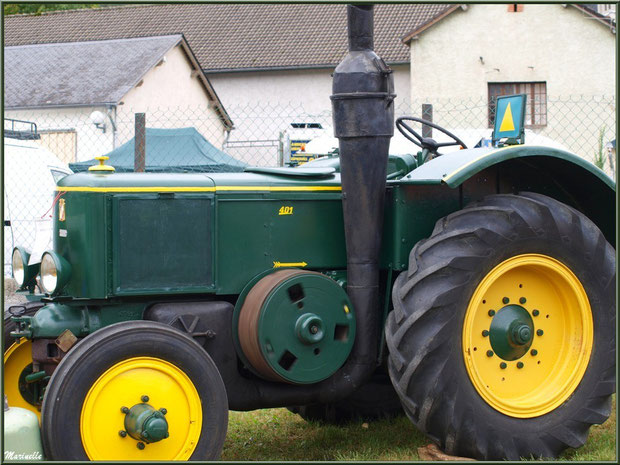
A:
462 254 593 418
295 313 325 344
489 305 534 360
122 399 169 444
511 322 532 345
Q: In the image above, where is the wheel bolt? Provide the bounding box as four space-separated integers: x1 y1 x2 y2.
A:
500 362 507 369
482 330 489 337
310 326 318 334
517 362 524 369
502 297 509 304
121 406 129 414
531 349 538 356
488 310 495 317
137 442 145 450
160 408 167 415
532 309 539 316
141 395 149 403
486 350 494 357
119 430 127 438
537 329 544 336
519 297 526 304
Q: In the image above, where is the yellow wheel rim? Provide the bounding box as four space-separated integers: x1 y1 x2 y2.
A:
462 254 593 418
80 357 202 460
4 339 41 419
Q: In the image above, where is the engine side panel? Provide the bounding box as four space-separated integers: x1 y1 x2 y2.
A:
215 193 346 295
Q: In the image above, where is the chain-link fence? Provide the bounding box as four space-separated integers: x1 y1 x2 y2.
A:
3 95 616 274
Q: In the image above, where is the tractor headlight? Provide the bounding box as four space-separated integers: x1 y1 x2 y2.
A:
40 251 71 295
12 247 38 288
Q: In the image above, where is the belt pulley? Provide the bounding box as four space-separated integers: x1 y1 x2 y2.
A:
237 269 356 384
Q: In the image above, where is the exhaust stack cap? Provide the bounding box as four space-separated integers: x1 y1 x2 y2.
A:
331 4 396 139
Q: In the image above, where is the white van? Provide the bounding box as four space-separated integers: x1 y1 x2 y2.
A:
3 130 73 276
280 122 330 166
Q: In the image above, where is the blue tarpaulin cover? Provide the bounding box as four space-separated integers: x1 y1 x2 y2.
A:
70 127 246 173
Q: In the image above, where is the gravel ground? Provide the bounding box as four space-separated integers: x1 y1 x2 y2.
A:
3 278 28 312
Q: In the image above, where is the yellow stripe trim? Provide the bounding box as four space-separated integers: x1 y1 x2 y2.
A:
57 185 341 193
442 145 516 182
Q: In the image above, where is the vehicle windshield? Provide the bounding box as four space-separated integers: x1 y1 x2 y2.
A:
50 169 71 184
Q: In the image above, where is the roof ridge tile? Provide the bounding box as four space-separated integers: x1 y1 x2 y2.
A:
4 4 157 18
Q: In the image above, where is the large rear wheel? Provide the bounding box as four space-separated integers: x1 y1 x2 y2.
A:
385 193 615 460
41 321 228 461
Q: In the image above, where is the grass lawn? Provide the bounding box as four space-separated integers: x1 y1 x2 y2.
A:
221 396 616 461
559 395 617 462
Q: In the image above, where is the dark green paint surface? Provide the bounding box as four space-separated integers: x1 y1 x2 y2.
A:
382 184 460 269
47 147 615 311
112 194 214 294
15 302 144 339
402 145 615 189
124 403 169 443
215 195 346 295
55 192 107 298
256 272 355 384
489 305 535 361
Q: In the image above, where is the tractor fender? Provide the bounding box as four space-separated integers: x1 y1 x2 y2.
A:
398 145 616 246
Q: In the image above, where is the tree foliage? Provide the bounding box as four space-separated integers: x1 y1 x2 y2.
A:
3 3 100 16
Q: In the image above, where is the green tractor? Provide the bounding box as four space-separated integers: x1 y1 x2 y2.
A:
4 5 615 461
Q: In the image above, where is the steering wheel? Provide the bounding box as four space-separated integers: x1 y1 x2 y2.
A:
396 116 468 156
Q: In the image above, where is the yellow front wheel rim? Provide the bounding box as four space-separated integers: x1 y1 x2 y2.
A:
4 339 41 419
463 254 593 418
80 357 202 460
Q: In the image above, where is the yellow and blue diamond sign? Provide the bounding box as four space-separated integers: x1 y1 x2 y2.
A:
492 94 526 146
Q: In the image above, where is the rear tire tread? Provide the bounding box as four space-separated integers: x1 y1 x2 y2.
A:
385 193 615 460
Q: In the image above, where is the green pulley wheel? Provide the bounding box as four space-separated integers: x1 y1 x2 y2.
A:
238 269 355 384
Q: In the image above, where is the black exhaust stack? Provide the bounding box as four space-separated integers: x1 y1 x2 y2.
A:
330 4 395 376
226 4 395 408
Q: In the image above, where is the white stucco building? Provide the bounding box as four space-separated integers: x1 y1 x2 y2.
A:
406 4 615 99
4 4 616 167
401 3 616 159
206 66 411 117
3 4 453 123
4 35 232 163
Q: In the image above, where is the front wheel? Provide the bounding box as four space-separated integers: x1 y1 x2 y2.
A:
4 302 45 416
385 193 615 460
41 321 228 461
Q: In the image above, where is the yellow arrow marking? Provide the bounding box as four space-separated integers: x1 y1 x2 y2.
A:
499 102 515 132
273 261 308 268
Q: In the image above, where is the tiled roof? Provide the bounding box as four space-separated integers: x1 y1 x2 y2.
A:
572 3 616 31
4 35 183 108
3 4 454 72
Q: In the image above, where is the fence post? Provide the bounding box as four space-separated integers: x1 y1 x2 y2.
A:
607 146 615 177
422 103 433 138
134 113 146 172
277 131 284 167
